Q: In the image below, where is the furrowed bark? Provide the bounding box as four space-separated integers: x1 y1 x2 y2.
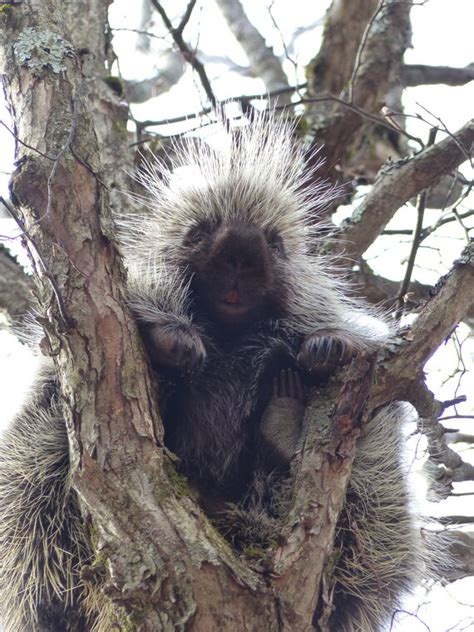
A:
274 357 377 631
0 2 256 628
0 244 33 321
307 0 411 181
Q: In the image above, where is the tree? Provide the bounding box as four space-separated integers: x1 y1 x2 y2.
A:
0 0 473 630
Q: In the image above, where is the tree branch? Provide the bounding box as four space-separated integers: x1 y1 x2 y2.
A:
370 240 474 414
445 531 474 581
274 356 377 629
307 0 412 180
150 0 217 107
401 63 474 87
337 119 474 261
215 0 290 95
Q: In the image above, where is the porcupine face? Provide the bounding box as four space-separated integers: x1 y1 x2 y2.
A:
183 219 287 331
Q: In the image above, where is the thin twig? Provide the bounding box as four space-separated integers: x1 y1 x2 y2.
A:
111 27 167 42
286 95 424 146
134 90 424 148
416 101 473 167
348 0 387 104
0 121 55 160
395 127 438 319
177 0 197 36
134 83 306 129
440 415 474 421
150 0 217 107
266 1 300 94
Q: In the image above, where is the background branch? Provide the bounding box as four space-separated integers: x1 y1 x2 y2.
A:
150 0 217 107
215 0 290 97
402 63 474 87
338 119 474 261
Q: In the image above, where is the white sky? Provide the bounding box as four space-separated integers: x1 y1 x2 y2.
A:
0 2 473 630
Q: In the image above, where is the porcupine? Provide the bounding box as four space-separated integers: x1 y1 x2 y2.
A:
0 113 432 631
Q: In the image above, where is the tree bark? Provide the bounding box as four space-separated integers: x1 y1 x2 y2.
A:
0 244 33 322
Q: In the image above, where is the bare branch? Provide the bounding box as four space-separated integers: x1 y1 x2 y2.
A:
338 119 474 261
150 0 217 107
418 414 474 484
176 0 197 36
402 63 474 87
395 127 438 319
407 240 474 367
444 531 474 580
215 0 290 96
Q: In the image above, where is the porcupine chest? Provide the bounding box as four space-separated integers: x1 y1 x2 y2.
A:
161 332 295 498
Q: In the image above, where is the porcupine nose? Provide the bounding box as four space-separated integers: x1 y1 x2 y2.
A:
213 223 267 275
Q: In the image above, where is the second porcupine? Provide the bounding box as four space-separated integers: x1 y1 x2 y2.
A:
0 113 437 631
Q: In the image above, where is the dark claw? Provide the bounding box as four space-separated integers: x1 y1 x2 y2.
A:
314 338 327 364
146 322 206 373
324 337 334 364
297 333 355 376
273 368 305 402
287 368 295 398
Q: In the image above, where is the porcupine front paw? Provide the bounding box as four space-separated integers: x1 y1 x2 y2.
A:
260 368 306 467
142 321 207 372
297 333 354 378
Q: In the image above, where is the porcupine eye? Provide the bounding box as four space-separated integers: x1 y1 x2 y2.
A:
267 233 285 257
184 224 211 248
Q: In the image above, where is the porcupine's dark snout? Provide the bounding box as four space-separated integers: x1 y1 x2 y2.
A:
191 222 280 330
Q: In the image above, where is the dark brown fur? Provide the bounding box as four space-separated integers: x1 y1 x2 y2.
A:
139 221 348 508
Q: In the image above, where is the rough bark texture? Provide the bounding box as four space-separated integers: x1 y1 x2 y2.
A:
338 119 474 260
309 0 379 98
0 244 33 321
307 0 411 182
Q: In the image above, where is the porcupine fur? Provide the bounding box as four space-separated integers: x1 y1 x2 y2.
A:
0 113 438 631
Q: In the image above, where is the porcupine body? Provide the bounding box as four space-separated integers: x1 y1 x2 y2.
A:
0 114 431 631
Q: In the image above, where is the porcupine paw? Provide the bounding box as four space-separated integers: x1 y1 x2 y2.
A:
297 333 354 377
260 368 306 467
146 322 207 373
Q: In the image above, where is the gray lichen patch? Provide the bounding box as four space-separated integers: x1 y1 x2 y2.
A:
13 28 73 76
